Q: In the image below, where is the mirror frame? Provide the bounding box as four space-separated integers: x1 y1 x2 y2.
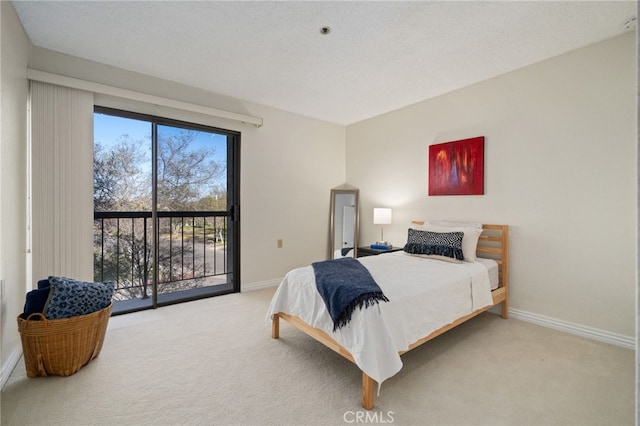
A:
329 187 360 259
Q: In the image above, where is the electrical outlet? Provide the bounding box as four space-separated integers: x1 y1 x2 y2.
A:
277 239 283 248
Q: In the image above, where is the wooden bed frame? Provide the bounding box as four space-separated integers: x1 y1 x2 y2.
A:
271 224 509 409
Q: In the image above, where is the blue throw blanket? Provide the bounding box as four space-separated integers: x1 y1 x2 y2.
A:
312 257 389 331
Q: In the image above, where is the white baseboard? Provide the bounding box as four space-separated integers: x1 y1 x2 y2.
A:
242 278 281 292
509 308 635 350
1 346 22 391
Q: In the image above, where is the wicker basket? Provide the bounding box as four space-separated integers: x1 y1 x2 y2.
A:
17 304 112 378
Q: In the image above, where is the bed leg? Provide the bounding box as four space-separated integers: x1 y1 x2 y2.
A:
501 300 509 319
362 373 375 410
272 314 280 339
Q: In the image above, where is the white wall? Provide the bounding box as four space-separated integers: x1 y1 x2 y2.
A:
347 32 636 339
0 2 31 387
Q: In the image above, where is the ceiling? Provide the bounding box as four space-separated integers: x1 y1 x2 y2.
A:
12 1 637 125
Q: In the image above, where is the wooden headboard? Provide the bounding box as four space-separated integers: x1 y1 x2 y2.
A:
478 224 509 290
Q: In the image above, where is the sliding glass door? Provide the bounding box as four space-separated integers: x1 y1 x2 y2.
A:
93 107 240 314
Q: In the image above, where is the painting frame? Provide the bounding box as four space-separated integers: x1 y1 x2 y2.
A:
428 136 484 196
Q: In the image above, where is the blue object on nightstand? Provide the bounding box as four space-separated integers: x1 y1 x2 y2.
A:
370 244 391 250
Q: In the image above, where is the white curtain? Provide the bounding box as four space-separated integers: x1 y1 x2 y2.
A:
30 81 94 283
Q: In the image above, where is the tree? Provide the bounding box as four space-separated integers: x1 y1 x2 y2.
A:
93 137 150 211
194 191 227 212
157 130 225 211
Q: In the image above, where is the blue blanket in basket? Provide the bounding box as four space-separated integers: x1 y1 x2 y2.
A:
312 257 389 331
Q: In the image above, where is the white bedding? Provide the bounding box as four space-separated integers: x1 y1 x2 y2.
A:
267 251 496 386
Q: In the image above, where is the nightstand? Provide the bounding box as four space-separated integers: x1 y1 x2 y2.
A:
357 246 403 257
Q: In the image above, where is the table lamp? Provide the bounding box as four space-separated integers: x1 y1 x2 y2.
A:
373 208 392 247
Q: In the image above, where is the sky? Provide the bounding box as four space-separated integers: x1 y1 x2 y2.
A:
93 112 227 165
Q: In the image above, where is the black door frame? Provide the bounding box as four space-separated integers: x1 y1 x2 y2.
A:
94 106 240 313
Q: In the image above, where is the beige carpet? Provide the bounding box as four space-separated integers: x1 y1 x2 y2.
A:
1 288 634 426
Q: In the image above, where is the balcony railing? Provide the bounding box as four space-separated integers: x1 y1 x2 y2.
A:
94 210 229 302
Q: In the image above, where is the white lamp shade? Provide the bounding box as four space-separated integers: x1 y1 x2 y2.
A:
373 208 392 225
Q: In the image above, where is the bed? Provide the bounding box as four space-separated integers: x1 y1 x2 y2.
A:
267 223 509 409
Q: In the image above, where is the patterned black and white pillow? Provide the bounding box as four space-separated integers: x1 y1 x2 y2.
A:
44 276 114 319
403 228 465 262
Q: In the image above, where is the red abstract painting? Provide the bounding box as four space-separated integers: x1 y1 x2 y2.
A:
429 136 484 196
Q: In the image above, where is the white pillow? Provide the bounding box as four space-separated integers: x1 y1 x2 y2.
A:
418 224 483 262
427 220 483 229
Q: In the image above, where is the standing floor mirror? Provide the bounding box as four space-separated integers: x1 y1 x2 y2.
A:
329 186 359 259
